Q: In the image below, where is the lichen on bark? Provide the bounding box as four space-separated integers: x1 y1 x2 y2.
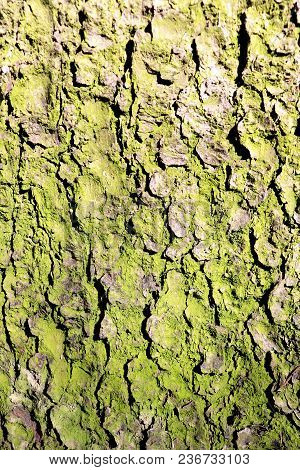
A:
0 0 299 450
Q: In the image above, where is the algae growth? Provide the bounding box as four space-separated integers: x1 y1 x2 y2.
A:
0 0 299 450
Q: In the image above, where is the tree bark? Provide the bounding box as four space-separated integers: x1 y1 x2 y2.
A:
0 0 299 450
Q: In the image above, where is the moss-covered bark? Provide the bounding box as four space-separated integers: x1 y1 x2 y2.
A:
0 0 299 450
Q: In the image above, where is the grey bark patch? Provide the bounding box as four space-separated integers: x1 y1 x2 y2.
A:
149 172 170 197
159 137 189 167
168 203 189 238
196 139 230 167
229 208 250 231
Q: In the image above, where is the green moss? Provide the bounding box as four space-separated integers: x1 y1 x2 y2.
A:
10 74 50 117
0 0 299 451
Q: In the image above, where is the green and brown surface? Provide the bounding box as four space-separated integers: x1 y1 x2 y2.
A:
0 0 299 450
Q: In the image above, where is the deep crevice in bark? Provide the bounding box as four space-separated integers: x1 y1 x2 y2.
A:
227 125 251 161
236 12 250 87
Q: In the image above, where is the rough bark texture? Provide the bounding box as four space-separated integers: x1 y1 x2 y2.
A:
0 0 299 450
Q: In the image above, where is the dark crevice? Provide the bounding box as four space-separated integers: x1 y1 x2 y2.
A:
0 414 9 446
156 74 173 86
225 164 232 190
183 311 192 329
93 280 108 330
193 145 206 169
93 358 118 449
123 359 135 407
29 410 43 448
193 362 202 375
103 426 118 449
291 3 299 26
133 128 143 143
6 96 14 115
244 314 260 362
191 39 200 71
294 118 300 136
28 190 56 294
144 21 153 39
163 207 176 249
111 102 123 120
56 67 64 129
145 65 173 86
141 304 153 361
172 98 186 141
44 291 57 324
270 106 278 124
143 3 154 40
141 302 166 371
86 245 93 282
25 34 34 47
111 101 125 159
236 12 250 86
93 280 111 373
1 273 19 382
140 417 154 450
279 254 286 280
46 407 67 449
259 283 276 325
264 352 276 415
227 414 235 426
78 10 87 42
249 229 272 272
43 361 57 404
70 61 88 88
156 152 166 170
268 181 292 228
232 429 238 450
124 39 135 76
119 35 137 133
24 319 39 353
266 46 292 58
59 178 80 230
93 378 118 448
227 125 251 160
125 217 136 235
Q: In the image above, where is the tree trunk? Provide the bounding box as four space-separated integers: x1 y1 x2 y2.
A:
0 0 299 450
